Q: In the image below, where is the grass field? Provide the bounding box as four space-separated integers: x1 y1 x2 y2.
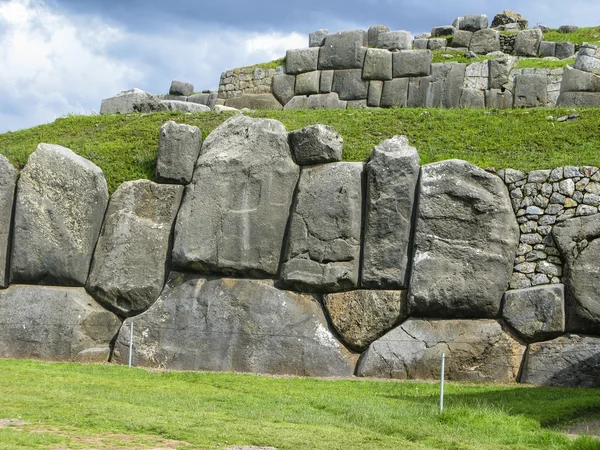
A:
1 359 600 449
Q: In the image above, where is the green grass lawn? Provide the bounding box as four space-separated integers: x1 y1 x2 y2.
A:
0 359 599 449
1 108 599 193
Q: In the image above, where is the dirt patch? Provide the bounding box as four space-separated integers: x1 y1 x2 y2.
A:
562 419 600 438
0 418 29 428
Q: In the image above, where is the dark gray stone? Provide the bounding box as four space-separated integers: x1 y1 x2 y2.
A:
169 80 194 96
489 56 518 89
87 180 184 317
514 29 543 57
521 335 600 387
280 162 363 293
376 31 412 50
323 290 407 352
0 156 17 288
502 285 565 342
380 78 409 107
470 29 500 54
295 71 320 95
362 136 419 289
413 39 428 50
11 144 109 286
555 42 575 60
427 63 466 108
272 74 296 106
289 125 343 165
560 68 600 93
162 101 210 113
460 14 488 32
332 69 369 100
538 42 556 58
362 49 392 80
368 25 390 47
224 94 283 110
408 160 519 318
283 96 308 110
318 31 367 70
173 115 299 277
113 274 356 376
392 50 432 77
367 80 383 107
286 48 320 74
357 319 525 382
460 88 485 108
155 120 202 185
309 29 328 47
307 93 347 110
431 25 455 38
513 74 548 107
491 10 528 30
320 70 334 93
556 92 600 107
452 30 473 48
0 285 120 362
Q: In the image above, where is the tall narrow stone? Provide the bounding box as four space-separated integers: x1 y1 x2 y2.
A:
0 156 17 288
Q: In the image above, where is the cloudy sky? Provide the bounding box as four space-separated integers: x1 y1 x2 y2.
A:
0 0 598 133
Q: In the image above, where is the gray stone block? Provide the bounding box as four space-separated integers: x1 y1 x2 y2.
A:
295 71 320 95
169 80 194 96
332 69 369 100
380 78 409 107
280 162 363 292
362 48 393 80
286 47 320 74
307 93 347 109
485 89 514 108
428 63 466 108
539 41 556 58
309 29 328 47
555 42 575 60
556 91 600 107
0 156 17 288
100 88 163 115
318 30 367 70
489 56 518 89
347 99 368 109
289 124 343 165
574 51 600 75
452 30 473 48
156 121 202 185
392 50 432 77
272 74 296 106
470 29 500 54
362 136 420 289
413 39 428 50
283 95 308 110
460 14 488 32
367 80 384 107
560 68 600 93
11 144 109 286
428 38 447 50
320 70 334 93
559 25 578 33
376 31 412 50
224 94 283 110
514 29 543 57
407 76 432 107
514 74 548 107
491 10 528 30
460 88 486 108
87 180 184 317
431 25 455 37
113 274 356 376
161 101 210 113
368 25 390 47
187 93 210 105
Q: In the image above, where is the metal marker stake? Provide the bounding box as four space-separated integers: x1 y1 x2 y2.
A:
440 353 446 414
128 320 134 368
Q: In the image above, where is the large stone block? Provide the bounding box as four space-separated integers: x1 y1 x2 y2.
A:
560 67 600 93
0 156 17 288
412 39 428 50
11 144 109 286
573 48 600 75
362 136 419 289
502 285 565 342
459 88 485 108
161 100 210 113
332 69 369 100
295 71 320 95
0 285 120 362
452 30 473 48
427 63 466 108
172 115 299 277
357 319 525 382
491 10 528 30
380 78 409 107
556 92 600 107
368 25 390 47
407 76 433 107
431 26 455 38
553 215 600 333
309 29 328 47
289 124 343 165
376 31 412 50
362 48 392 80
87 180 184 317
555 41 575 60
513 74 548 107
489 56 517 89
521 335 600 387
100 88 164 114
169 80 194 96
485 89 514 109
320 70 334 93
428 38 447 50
323 290 407 352
224 94 283 110
514 29 543 57
155 121 202 184
280 163 363 292
460 14 488 32
538 41 556 58
307 93 348 110
286 47 320 74
283 95 308 110
408 160 519 318
392 50 432 77
367 80 383 107
272 74 296 106
113 274 356 376
318 30 367 70
469 29 500 54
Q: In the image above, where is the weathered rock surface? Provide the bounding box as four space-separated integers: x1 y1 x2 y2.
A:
307 93 348 110
362 48 393 80
408 160 519 318
113 274 356 376
272 74 297 106
169 80 194 96
376 31 412 50
323 290 407 352
380 78 409 107
489 56 517 89
289 125 343 165
224 94 283 111
460 14 488 32
295 71 321 96
161 100 211 113
392 50 432 77
11 144 109 286
427 63 466 108
514 29 543 57
362 136 420 289
452 30 473 49
318 31 367 70
553 214 600 333
280 162 363 292
368 25 390 47
100 88 165 114
502 284 565 342
573 46 600 75
431 25 455 38
470 29 500 54
286 48 320 74
556 92 600 107
309 29 328 47
521 335 600 387
173 115 299 277
332 69 369 100
0 285 121 362
491 10 528 30
155 121 202 184
0 156 17 288
513 74 548 107
560 68 600 93
87 180 183 317
357 319 525 382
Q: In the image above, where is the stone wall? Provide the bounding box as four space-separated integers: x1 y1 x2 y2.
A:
1 116 600 387
217 66 283 99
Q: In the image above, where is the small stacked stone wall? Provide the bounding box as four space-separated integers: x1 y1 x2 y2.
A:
217 66 282 99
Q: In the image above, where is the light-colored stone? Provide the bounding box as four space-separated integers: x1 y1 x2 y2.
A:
155 121 202 184
288 124 343 165
286 48 320 74
392 50 432 77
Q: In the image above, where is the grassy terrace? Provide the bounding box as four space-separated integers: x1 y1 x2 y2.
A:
1 359 600 449
0 108 599 193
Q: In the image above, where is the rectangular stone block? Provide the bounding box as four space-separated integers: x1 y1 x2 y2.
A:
332 69 369 100
407 76 433 107
376 31 412 50
380 78 409 107
363 48 393 80
393 50 432 77
368 80 384 107
286 47 320 74
460 88 485 108
319 30 367 70
320 70 334 93
538 41 556 58
295 71 320 95
514 74 548 107
427 62 466 108
485 89 514 109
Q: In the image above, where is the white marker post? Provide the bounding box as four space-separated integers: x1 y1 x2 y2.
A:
128 320 134 369
440 353 446 414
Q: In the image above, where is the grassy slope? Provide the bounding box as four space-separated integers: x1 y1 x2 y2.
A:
1 108 599 193
1 359 600 449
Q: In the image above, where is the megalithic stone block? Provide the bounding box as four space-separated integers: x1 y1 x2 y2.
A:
0 156 17 288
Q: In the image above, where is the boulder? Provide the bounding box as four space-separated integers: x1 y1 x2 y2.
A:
271 74 296 106
288 125 343 165
332 69 369 100
309 29 328 47
513 74 548 107
376 31 412 50
560 67 600 93
514 29 543 57
224 94 283 110
356 319 525 382
169 80 194 96
555 42 575 60
452 30 473 49
538 41 556 58
459 88 485 108
392 50 432 77
362 48 393 80
431 26 455 38
11 144 109 286
155 120 202 184
380 78 409 107
0 285 121 362
188 92 218 108
295 71 321 95
573 48 600 75
489 56 518 89
362 136 420 288
113 274 356 376
307 93 348 110
320 70 334 93
558 25 578 33
323 290 407 352
368 25 390 47
367 80 384 107
161 100 210 113
280 162 363 292
0 156 17 288
502 285 565 342
460 14 488 32
408 160 519 318
553 214 600 333
491 10 528 30
318 30 367 70
172 115 299 277
86 180 184 317
556 92 600 107
521 335 600 387
286 48 320 74
470 29 500 54
100 88 165 114
428 38 447 50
